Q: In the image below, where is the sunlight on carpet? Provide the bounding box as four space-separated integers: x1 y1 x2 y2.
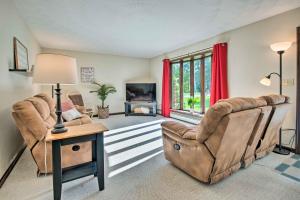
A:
104 119 165 177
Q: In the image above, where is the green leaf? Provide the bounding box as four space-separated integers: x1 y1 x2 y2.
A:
89 82 117 108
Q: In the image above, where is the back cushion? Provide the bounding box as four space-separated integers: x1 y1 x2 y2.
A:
13 93 55 141
27 97 51 120
260 103 290 148
68 94 84 106
206 108 261 176
35 93 56 112
218 97 267 112
259 94 288 105
13 101 48 141
196 97 267 143
195 102 232 142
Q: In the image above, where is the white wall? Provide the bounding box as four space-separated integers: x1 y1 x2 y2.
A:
41 48 151 113
0 0 40 177
150 8 300 130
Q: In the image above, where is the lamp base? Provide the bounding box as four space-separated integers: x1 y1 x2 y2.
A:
52 83 68 134
273 146 290 155
51 124 68 134
51 127 68 134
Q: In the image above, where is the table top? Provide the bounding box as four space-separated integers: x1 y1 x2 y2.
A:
45 123 108 141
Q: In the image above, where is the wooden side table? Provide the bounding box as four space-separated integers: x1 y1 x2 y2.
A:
45 123 108 200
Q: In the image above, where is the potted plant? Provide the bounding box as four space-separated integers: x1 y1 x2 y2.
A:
90 82 117 119
187 97 199 114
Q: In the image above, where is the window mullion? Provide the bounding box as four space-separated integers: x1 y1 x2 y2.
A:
190 57 194 100
180 60 183 110
201 56 205 113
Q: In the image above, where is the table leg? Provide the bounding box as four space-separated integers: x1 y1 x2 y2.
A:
92 140 97 177
52 140 62 200
153 103 157 117
96 133 104 191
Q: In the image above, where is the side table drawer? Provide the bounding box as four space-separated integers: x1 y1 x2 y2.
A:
61 141 92 168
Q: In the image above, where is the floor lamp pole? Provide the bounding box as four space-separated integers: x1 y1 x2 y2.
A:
273 51 290 155
279 51 282 95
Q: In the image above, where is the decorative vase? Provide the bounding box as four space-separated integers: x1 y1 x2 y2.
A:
97 106 109 119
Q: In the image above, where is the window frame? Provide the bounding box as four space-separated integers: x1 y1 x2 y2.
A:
169 53 212 114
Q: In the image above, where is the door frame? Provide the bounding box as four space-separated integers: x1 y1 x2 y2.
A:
295 26 300 154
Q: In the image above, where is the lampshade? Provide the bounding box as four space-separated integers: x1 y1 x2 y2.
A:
33 54 78 84
260 77 271 86
270 42 292 52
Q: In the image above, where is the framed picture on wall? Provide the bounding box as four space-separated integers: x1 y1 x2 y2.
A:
81 67 95 83
13 37 29 71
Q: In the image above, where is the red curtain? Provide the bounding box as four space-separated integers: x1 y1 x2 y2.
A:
210 43 229 105
161 59 171 117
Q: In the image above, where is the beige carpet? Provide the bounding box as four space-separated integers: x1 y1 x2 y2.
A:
1 115 299 200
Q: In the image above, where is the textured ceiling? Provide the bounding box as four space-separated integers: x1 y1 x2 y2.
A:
13 0 300 58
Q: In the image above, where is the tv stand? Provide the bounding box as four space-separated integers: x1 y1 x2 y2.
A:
124 101 157 117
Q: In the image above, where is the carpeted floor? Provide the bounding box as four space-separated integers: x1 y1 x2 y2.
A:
1 115 299 200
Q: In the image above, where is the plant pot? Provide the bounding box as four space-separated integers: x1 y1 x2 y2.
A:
97 106 109 119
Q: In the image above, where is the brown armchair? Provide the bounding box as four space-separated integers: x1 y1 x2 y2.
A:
67 93 94 117
161 95 290 183
12 93 93 174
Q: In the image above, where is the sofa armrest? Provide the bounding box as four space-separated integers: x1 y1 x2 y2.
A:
75 105 86 114
161 121 197 139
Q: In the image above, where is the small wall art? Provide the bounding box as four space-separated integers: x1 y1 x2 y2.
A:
80 67 95 83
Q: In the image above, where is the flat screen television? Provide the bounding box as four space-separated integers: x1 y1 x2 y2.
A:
126 83 156 102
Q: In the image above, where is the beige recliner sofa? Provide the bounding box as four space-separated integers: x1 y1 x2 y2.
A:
161 95 289 184
12 93 93 174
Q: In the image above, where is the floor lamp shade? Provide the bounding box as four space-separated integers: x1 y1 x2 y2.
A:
270 42 292 52
33 54 78 84
260 77 271 86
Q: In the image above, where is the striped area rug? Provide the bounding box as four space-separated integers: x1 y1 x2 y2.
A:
103 119 165 178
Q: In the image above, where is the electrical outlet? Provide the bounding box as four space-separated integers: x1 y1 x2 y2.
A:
282 79 294 86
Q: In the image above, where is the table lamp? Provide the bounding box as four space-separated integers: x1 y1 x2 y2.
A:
260 41 292 155
33 53 78 133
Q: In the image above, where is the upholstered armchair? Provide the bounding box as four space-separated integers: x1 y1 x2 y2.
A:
12 93 93 174
161 95 290 183
67 93 94 117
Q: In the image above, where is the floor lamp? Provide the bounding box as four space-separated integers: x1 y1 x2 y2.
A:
33 53 78 134
260 41 292 155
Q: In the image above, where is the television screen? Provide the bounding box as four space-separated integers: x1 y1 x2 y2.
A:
126 83 156 102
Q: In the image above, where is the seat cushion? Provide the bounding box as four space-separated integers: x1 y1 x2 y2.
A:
64 114 92 126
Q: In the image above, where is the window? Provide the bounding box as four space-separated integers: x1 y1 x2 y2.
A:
204 56 211 111
183 61 190 110
171 63 180 109
170 52 212 113
194 59 201 112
